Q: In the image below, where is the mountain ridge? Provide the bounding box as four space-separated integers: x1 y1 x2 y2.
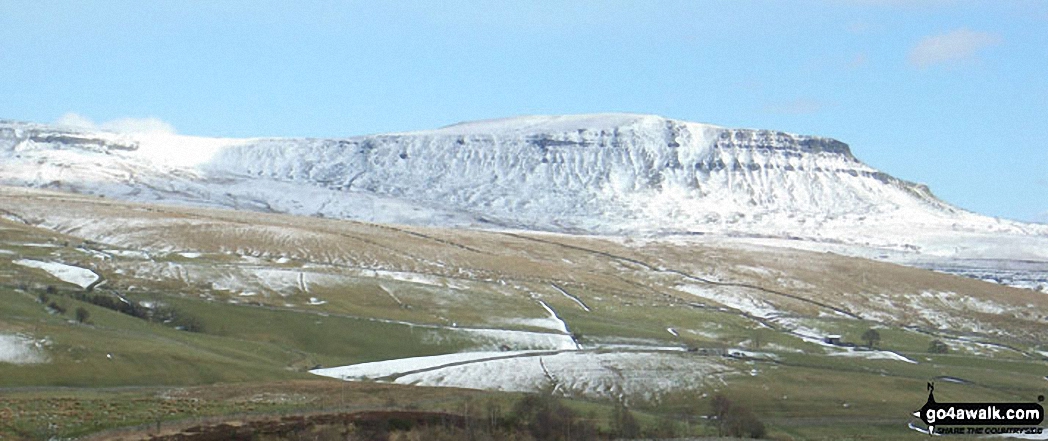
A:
0 114 1043 248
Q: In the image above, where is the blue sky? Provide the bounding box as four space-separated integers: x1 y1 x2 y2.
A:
1 1 1045 222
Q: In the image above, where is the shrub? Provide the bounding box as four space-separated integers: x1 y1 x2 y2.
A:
709 393 766 439
509 393 596 441
928 339 949 354
610 402 640 439
67 292 205 332
861 328 881 349
648 414 680 439
75 306 90 323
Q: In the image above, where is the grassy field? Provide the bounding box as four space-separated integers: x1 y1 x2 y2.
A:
1 187 1047 439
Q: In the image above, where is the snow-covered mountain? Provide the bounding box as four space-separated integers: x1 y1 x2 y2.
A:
1 114 1046 264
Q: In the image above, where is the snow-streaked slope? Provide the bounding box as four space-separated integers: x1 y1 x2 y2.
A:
1 114 1046 263
312 349 732 401
12 259 99 289
0 334 47 365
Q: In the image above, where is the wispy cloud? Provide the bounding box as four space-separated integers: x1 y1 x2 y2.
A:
54 112 176 135
908 28 1001 69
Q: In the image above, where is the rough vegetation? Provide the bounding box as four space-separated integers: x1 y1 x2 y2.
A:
1 187 1046 440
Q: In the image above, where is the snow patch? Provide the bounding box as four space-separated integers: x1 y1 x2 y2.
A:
828 349 917 364
311 351 547 380
315 349 733 400
676 284 780 319
458 328 579 351
104 249 151 259
538 300 570 334
0 334 47 364
13 259 99 288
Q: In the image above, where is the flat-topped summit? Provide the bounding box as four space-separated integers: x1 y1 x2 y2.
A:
1 114 1044 256
429 113 701 135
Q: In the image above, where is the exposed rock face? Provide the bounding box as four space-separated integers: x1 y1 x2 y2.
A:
181 114 949 234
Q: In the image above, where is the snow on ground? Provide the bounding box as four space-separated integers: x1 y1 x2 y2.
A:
726 349 779 360
3 117 1048 298
767 317 848 349
455 328 579 351
828 349 917 363
311 350 549 380
210 272 252 294
538 300 570 334
904 291 1003 333
367 270 444 287
396 350 731 401
11 115 1048 262
104 249 150 259
676 284 780 319
247 268 309 295
0 334 47 364
698 235 1048 295
501 300 576 338
77 248 111 260
315 349 733 401
913 291 1006 314
13 259 99 288
946 337 1025 357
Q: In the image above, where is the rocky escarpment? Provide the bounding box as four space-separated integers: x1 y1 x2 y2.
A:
195 114 951 232
0 121 140 153
0 113 1004 236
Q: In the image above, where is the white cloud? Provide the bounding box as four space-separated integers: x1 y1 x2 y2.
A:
54 112 96 130
908 28 1001 68
53 113 176 135
100 117 176 134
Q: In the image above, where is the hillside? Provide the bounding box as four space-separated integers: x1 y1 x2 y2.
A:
2 115 1045 244
1 115 1047 438
1 188 1046 438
